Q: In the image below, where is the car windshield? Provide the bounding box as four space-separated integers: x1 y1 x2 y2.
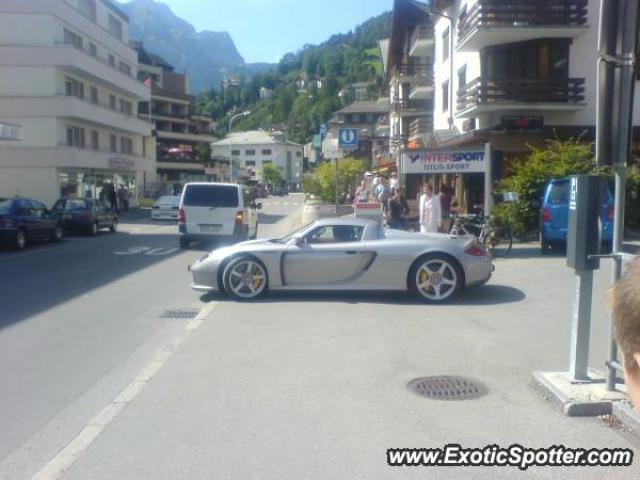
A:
182 185 238 208
275 222 314 243
157 196 179 205
0 199 12 214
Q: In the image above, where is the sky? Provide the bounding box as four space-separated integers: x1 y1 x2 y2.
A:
158 0 392 63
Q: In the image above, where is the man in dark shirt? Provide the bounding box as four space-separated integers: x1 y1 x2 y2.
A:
387 188 409 229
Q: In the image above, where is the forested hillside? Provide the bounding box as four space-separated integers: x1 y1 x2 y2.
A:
195 11 392 144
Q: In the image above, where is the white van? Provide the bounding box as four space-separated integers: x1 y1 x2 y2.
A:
178 183 260 248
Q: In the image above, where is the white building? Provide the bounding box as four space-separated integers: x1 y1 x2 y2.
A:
0 0 153 207
210 130 303 188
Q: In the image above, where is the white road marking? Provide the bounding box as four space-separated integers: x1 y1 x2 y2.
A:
32 301 219 480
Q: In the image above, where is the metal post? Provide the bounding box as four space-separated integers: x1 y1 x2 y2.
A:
570 270 594 381
334 158 339 210
483 142 492 216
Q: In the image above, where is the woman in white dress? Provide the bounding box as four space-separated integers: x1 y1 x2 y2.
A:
419 183 442 233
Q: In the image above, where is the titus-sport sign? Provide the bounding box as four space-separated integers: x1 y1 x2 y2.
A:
402 150 486 174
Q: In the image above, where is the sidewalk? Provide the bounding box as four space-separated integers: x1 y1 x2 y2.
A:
45 244 639 479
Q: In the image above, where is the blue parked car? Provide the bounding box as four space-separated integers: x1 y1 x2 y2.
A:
0 197 64 250
540 178 614 253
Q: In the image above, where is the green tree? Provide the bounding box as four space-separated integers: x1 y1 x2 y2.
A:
303 158 364 203
262 163 283 188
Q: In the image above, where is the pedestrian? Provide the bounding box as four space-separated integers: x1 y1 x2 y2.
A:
118 185 129 212
419 183 442 233
387 187 409 229
354 179 370 205
375 176 391 212
611 258 640 409
107 185 118 213
389 172 399 194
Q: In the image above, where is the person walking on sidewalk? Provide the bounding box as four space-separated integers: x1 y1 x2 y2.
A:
387 188 409 229
419 183 442 233
354 179 371 205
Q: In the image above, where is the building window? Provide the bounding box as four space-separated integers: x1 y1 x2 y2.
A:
108 54 115 67
90 130 99 150
63 29 83 49
458 65 467 90
65 77 84 98
90 87 98 104
245 160 256 166
296 151 302 157
109 94 116 110
66 126 85 148
261 149 272 155
78 0 97 22
442 80 449 112
108 15 123 41
231 150 240 156
118 61 131 76
88 42 97 57
119 99 132 115
442 27 450 62
121 137 133 154
109 134 117 153
245 149 256 156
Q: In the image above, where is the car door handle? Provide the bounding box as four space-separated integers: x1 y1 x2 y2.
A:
345 251 360 255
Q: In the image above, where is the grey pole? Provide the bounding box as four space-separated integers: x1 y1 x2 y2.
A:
483 142 492 216
570 270 594 381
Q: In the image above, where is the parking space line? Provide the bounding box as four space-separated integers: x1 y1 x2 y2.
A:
31 301 219 480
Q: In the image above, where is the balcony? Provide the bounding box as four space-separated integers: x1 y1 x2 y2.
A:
409 73 434 100
396 61 431 81
409 24 434 57
394 99 432 117
408 117 433 141
457 0 589 52
456 77 586 117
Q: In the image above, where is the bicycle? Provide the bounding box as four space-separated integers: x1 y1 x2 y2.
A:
449 213 513 257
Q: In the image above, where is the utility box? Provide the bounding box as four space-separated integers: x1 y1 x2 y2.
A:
566 175 602 271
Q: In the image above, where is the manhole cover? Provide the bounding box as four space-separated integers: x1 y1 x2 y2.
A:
408 376 487 401
159 309 199 319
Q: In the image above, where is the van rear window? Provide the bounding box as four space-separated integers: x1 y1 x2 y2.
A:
183 185 239 208
548 182 569 204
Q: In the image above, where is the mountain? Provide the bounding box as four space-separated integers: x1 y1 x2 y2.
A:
118 0 249 93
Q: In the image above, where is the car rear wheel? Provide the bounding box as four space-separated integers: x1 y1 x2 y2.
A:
110 219 118 233
223 256 268 300
409 254 462 304
51 225 64 242
14 229 27 251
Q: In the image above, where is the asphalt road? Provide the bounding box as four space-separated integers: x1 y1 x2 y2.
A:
0 194 304 477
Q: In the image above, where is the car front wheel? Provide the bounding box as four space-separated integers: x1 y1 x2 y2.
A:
14 229 27 250
223 256 268 300
51 225 64 242
409 254 462 304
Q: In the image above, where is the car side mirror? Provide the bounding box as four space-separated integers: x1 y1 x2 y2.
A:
293 235 305 246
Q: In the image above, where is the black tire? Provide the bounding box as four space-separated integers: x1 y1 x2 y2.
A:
408 253 463 304
51 224 64 242
541 240 552 255
179 237 190 249
484 225 512 258
89 221 98 236
223 255 268 301
13 229 27 251
110 219 118 233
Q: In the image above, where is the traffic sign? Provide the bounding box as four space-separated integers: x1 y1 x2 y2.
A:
338 128 358 149
319 123 327 136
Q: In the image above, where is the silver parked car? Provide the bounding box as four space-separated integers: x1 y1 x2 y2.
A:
189 218 493 303
151 195 180 221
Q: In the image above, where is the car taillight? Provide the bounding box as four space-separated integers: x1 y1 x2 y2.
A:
235 211 244 224
0 217 12 227
608 205 614 221
542 208 551 222
464 245 485 257
178 209 186 223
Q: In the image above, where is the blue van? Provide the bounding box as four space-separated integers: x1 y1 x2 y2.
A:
540 178 614 253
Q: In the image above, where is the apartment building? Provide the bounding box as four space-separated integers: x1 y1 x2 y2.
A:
326 98 391 169
134 43 217 194
428 0 640 210
0 0 153 207
210 130 303 189
382 0 435 199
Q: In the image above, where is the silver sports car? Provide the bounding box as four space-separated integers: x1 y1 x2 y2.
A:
189 218 493 303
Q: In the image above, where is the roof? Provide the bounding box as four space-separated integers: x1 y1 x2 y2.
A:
212 130 302 147
333 98 390 115
387 0 430 79
101 0 128 22
378 39 390 76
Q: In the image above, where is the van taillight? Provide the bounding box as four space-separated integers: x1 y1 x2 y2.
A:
542 208 551 222
608 206 614 221
178 209 186 223
235 211 244 224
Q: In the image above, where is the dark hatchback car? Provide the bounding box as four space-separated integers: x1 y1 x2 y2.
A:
51 198 118 235
0 197 64 250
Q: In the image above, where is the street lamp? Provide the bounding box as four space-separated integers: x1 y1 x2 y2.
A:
227 111 251 182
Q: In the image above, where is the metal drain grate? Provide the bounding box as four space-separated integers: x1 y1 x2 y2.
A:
159 309 199 319
408 376 487 401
